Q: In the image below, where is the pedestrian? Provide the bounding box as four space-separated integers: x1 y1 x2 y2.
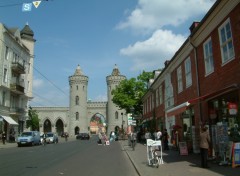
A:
130 129 137 150
156 129 162 150
144 130 151 145
200 126 210 168
2 131 6 145
163 129 169 150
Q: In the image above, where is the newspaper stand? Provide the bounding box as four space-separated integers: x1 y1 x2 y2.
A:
147 139 164 166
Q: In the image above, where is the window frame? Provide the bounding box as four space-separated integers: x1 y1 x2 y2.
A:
185 57 192 88
218 18 235 65
203 37 214 76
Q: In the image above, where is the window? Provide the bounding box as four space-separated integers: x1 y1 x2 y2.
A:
165 74 173 108
2 91 6 106
203 38 214 75
76 85 78 90
159 85 162 105
75 96 79 105
115 111 118 119
218 19 235 64
76 112 79 120
177 66 183 93
5 46 9 60
185 57 192 87
156 88 159 107
3 68 8 83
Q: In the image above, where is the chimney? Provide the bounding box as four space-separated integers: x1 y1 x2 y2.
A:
164 60 170 67
189 21 200 34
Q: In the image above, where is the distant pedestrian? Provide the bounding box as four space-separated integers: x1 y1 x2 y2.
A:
144 130 151 145
163 129 169 150
200 126 210 168
2 131 6 145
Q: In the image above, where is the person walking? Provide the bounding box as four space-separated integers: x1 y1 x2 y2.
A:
156 129 162 150
200 126 211 168
163 129 169 150
2 131 6 145
144 130 151 145
130 130 137 150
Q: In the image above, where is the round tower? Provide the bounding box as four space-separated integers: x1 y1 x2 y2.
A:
106 64 126 135
68 65 88 136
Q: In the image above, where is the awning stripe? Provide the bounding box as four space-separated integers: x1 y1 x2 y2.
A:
0 115 18 125
166 102 190 117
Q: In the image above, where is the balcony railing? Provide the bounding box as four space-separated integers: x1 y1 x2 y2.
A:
11 62 25 74
10 107 26 115
10 78 25 94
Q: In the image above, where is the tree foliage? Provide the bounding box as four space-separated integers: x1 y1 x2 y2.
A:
26 106 40 131
112 71 154 115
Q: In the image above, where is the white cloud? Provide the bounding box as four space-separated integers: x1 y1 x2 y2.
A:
117 0 215 33
33 78 44 89
120 29 186 71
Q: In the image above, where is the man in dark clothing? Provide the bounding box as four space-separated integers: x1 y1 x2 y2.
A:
163 129 169 150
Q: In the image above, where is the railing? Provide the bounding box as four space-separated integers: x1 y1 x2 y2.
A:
11 62 25 74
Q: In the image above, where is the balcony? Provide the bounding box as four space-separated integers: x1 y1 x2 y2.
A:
10 78 24 94
10 107 26 115
11 62 25 74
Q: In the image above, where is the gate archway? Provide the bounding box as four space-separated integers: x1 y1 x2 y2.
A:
43 119 52 132
75 126 80 135
90 113 106 134
56 119 64 136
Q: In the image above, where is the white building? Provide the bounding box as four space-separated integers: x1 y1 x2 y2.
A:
0 23 35 141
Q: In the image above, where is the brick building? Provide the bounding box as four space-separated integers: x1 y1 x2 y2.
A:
142 0 240 154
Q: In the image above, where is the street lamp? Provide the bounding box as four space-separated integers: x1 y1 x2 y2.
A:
121 113 124 130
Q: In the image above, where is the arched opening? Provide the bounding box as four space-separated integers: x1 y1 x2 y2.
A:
75 126 80 135
44 119 52 132
56 119 64 136
90 113 106 134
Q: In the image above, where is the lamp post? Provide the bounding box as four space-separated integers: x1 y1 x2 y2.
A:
121 113 124 131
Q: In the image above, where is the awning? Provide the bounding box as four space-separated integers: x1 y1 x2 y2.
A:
166 84 239 117
166 102 190 117
188 84 239 103
0 115 18 125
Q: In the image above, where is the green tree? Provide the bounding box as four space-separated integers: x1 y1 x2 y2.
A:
27 106 40 131
112 71 154 115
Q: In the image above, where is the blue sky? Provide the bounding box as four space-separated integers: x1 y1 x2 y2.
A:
0 0 216 107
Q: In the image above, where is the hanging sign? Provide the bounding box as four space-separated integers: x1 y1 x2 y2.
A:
33 1 42 8
22 3 32 12
228 103 238 115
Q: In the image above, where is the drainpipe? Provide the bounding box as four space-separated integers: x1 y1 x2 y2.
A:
189 37 203 124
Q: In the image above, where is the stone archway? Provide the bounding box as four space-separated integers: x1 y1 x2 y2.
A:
43 119 52 132
75 126 80 135
56 119 64 136
90 113 106 134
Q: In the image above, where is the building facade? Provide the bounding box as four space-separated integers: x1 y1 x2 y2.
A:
142 0 240 154
0 23 35 141
33 65 127 137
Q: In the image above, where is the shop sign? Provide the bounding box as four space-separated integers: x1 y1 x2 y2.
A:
228 103 238 115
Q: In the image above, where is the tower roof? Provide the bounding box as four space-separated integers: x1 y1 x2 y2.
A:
111 64 120 76
74 64 83 75
20 23 35 41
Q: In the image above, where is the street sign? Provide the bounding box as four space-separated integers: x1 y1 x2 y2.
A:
131 120 136 126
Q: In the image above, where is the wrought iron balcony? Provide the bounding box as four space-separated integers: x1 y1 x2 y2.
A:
11 62 25 74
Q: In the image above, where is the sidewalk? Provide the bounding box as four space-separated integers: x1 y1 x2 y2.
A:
120 140 239 176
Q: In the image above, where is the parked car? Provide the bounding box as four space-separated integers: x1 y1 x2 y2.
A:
17 131 41 147
76 133 90 140
46 132 58 144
